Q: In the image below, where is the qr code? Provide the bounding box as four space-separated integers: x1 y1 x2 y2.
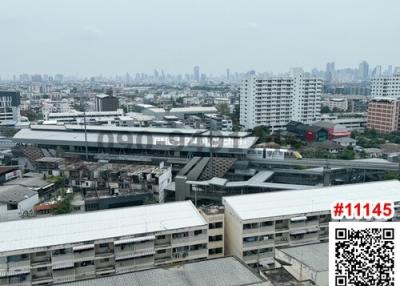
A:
330 222 398 286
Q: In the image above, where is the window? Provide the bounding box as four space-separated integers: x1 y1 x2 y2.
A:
7 203 18 210
98 243 108 248
209 222 223 229
194 230 203 236
156 249 166 254
209 235 223 242
157 235 166 240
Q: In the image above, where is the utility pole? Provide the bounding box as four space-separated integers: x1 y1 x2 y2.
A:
83 109 88 160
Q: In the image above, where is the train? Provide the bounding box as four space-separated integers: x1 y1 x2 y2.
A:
246 148 302 160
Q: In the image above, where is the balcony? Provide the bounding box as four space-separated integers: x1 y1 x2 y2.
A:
51 254 74 269
52 268 75 284
7 260 30 271
31 275 53 285
171 234 207 246
74 251 95 262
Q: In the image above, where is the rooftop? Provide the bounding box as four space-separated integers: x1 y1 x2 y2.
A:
0 185 37 204
278 243 328 272
223 180 400 220
0 200 206 253
61 257 269 286
13 128 257 150
170 106 218 113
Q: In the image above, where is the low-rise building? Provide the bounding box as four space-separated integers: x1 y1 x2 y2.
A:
59 257 270 286
223 180 400 269
199 206 225 259
275 243 328 286
0 201 209 285
0 185 39 221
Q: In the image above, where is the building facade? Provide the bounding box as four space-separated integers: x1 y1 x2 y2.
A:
0 91 21 125
95 94 119 112
367 97 400 133
223 181 400 269
0 201 208 285
240 72 322 130
199 206 225 259
370 74 400 98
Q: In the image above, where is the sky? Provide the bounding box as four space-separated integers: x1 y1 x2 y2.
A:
0 0 399 77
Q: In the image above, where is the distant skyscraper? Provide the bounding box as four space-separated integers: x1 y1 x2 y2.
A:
371 66 382 78
358 61 369 81
226 68 230 81
325 62 335 82
193 66 200 82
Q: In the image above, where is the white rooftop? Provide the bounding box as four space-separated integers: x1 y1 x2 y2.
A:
170 106 218 113
223 180 400 220
13 128 257 150
0 201 206 253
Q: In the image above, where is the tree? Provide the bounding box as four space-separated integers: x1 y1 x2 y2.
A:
253 126 270 143
384 171 400 180
321 106 331 113
337 148 355 160
216 103 230 116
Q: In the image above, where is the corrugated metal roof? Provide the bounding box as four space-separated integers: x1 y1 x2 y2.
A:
0 201 206 253
223 180 400 220
59 257 267 286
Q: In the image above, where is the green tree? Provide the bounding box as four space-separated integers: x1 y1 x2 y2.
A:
383 171 399 180
216 103 230 116
253 126 270 143
321 106 331 113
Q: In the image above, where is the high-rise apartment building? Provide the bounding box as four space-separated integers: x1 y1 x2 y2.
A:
370 74 400 97
367 97 400 133
239 71 322 130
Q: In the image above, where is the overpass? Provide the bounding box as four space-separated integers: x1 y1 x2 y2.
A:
250 158 400 171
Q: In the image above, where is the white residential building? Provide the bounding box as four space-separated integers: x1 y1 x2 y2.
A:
240 71 322 130
223 180 400 269
0 201 208 285
371 73 400 97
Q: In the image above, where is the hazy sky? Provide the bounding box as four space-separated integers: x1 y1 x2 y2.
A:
0 0 399 77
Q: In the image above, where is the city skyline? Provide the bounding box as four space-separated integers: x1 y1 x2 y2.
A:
1 0 399 77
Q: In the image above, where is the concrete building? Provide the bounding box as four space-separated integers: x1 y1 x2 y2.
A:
0 201 209 285
13 125 257 160
62 161 172 205
223 180 400 269
199 206 225 259
321 97 348 111
95 94 119 112
371 73 400 97
46 110 124 124
275 243 328 286
0 185 39 222
240 72 322 130
58 257 270 286
0 91 21 125
174 157 314 205
367 97 400 133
